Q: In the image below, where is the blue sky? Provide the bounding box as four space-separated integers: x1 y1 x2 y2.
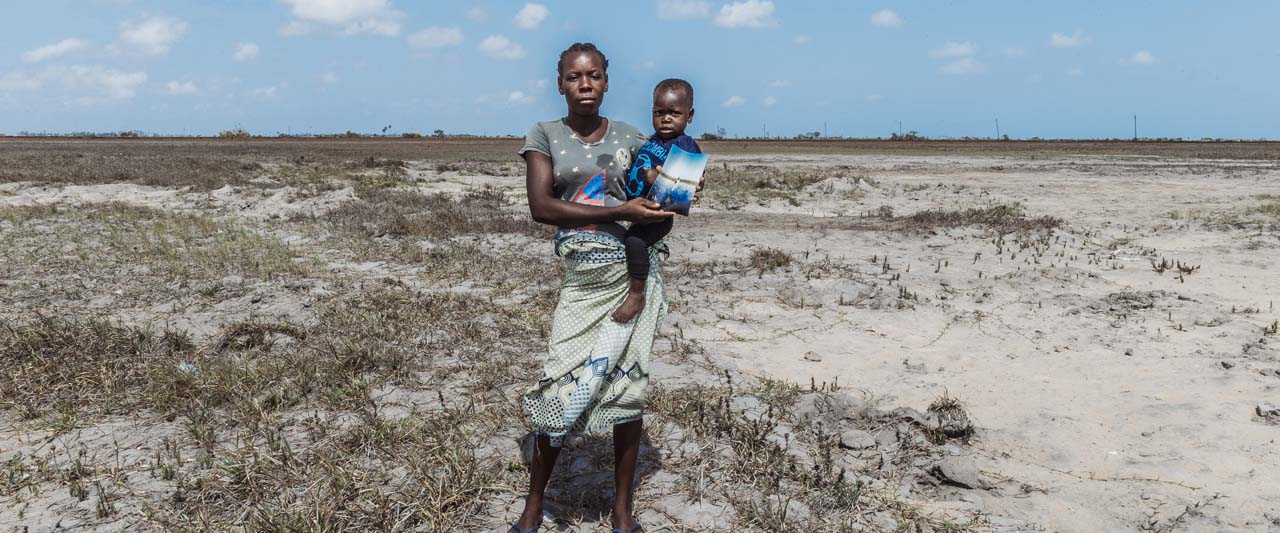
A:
3 1 1278 139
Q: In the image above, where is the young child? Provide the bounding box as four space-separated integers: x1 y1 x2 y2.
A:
611 78 701 323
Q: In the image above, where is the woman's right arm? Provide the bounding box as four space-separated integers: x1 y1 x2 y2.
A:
524 151 674 227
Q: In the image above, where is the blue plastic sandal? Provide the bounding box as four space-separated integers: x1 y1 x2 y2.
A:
508 523 540 533
611 526 643 533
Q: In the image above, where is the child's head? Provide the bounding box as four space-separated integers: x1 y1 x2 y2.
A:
652 78 694 140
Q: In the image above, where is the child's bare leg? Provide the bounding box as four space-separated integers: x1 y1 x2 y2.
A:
611 276 647 323
614 234 651 323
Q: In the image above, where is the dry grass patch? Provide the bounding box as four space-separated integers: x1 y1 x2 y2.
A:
433 160 523 176
700 164 836 208
2 285 548 531
0 317 194 422
0 149 261 191
321 187 544 240
266 155 416 192
301 185 558 289
0 203 315 311
648 379 983 531
895 203 1063 233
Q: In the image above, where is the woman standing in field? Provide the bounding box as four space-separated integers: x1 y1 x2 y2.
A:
510 43 673 533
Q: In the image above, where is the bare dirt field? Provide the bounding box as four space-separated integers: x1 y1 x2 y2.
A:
2 138 1278 532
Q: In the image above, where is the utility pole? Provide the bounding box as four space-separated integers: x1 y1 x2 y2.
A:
823 122 827 138
1133 115 1138 141
995 118 1001 140
898 120 903 136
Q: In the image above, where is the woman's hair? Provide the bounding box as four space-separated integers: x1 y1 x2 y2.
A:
556 42 609 76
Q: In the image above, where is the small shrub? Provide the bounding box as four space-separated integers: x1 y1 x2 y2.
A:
749 248 791 273
925 392 974 444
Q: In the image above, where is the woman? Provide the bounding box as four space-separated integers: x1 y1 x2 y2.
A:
510 43 674 533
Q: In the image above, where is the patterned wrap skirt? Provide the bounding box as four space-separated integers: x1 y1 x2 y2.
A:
523 236 668 446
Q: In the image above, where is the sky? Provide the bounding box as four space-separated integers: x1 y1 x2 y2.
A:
3 0 1279 139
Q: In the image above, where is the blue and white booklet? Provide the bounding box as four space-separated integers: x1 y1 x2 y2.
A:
645 145 708 216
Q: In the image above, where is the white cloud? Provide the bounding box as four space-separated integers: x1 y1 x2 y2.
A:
478 35 526 60
278 0 403 37
941 57 984 75
929 41 976 59
250 86 279 98
531 79 550 89
23 38 90 63
408 27 463 48
722 95 745 107
768 79 790 87
322 71 338 84
870 8 903 28
865 94 884 102
713 0 777 29
508 90 535 104
232 42 259 61
1003 47 1027 58
279 20 313 36
465 7 488 21
761 96 776 107
119 15 189 55
164 80 197 94
1067 67 1083 77
0 65 147 100
0 72 42 93
1128 50 1157 65
657 0 711 19
928 41 982 74
1050 30 1090 48
792 35 811 45
514 3 550 30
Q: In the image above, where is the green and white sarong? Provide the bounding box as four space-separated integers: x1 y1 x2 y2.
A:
524 238 668 446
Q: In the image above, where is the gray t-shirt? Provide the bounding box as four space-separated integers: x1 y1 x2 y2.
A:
519 118 648 242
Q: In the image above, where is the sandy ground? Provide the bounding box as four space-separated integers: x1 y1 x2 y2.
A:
2 143 1279 531
654 153 1280 530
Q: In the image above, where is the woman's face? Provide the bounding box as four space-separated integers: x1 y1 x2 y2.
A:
558 51 608 117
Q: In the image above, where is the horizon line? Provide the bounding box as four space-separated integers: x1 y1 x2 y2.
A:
4 132 1279 143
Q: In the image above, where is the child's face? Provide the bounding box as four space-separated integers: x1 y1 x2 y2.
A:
558 52 608 117
652 88 693 140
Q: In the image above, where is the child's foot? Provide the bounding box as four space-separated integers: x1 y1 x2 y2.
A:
611 291 647 323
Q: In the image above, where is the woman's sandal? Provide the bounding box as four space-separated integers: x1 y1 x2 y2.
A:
611 525 644 533
507 522 541 533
